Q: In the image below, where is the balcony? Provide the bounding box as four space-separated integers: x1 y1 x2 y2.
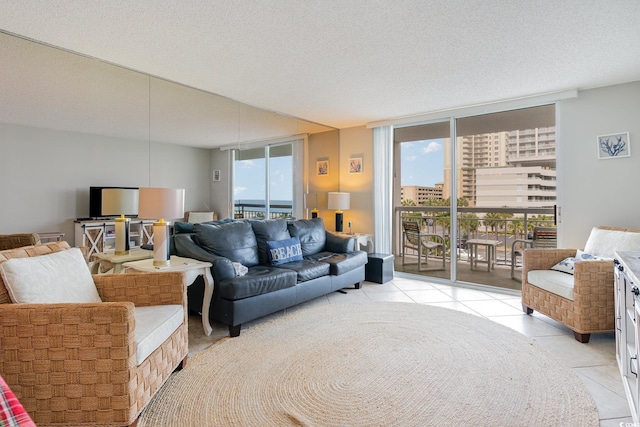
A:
394 206 556 291
234 200 293 219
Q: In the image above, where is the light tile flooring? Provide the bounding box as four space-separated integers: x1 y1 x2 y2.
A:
187 273 632 426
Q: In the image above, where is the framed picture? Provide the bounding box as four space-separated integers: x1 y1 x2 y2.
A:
213 170 221 181
349 157 363 174
317 160 329 176
597 132 630 159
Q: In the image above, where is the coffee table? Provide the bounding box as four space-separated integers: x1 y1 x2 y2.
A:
122 255 214 336
91 248 154 274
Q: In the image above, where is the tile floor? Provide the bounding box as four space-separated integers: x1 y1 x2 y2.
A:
187 273 632 426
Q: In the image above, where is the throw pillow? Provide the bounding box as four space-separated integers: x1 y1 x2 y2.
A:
251 219 292 265
550 250 610 275
267 237 303 266
0 248 102 303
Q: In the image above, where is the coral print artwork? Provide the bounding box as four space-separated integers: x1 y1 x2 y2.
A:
598 132 630 159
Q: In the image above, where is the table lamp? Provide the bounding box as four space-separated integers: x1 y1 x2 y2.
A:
327 192 350 232
138 187 185 266
305 192 319 218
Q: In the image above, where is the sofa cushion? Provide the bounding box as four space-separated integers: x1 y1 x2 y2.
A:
251 219 292 265
275 259 331 282
194 221 259 267
527 270 575 300
287 218 326 256
305 250 368 276
583 227 640 259
0 247 102 304
134 304 183 366
217 266 297 300
267 237 303 266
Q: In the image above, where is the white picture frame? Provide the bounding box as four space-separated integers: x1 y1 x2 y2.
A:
597 132 630 159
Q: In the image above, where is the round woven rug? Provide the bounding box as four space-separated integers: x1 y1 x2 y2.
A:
138 302 598 427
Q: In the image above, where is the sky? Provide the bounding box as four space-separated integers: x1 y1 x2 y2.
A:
400 139 444 186
233 139 444 202
234 156 292 201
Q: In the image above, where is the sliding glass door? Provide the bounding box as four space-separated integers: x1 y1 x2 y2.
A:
233 143 294 219
394 104 557 290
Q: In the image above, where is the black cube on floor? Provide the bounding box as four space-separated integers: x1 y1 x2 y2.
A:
365 253 394 284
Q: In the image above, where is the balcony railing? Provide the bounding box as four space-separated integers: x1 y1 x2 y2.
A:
234 200 293 219
394 205 556 274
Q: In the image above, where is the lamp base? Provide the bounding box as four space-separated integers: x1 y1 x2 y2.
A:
335 212 344 233
312 209 318 219
152 221 171 266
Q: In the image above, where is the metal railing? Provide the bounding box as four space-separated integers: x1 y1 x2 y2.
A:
233 201 293 219
395 205 556 266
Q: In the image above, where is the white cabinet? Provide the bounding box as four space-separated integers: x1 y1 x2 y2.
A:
615 251 640 422
74 219 155 258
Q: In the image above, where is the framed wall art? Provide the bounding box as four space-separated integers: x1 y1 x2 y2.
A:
317 160 329 176
349 157 363 174
597 132 630 159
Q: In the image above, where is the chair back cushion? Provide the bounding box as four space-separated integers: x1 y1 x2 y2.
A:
287 218 326 256
583 226 640 259
0 247 101 304
0 241 72 304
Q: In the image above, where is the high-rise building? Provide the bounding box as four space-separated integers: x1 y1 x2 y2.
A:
442 126 556 207
400 183 443 205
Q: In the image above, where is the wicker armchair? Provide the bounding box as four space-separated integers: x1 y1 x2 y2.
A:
522 226 640 343
0 233 40 251
0 241 189 426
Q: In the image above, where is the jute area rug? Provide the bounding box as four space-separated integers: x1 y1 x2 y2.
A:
139 302 598 427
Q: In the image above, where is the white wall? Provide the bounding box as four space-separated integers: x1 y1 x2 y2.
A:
557 81 640 248
0 123 211 245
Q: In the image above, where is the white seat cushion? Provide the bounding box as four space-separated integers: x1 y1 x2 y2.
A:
527 270 575 301
134 305 184 366
0 248 101 303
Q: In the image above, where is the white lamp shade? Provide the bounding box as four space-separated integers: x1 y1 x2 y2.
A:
327 192 350 211
138 187 185 220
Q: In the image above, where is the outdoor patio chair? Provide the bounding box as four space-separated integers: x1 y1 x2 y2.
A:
401 220 445 271
511 226 557 279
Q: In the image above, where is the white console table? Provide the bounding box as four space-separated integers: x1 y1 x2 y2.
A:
615 251 640 423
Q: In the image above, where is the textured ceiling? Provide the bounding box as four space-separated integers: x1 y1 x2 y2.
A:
1 1 640 138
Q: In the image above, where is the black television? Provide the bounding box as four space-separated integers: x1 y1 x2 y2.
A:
89 186 139 219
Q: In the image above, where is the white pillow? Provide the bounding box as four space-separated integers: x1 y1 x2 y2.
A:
0 248 102 304
550 250 611 275
583 227 640 259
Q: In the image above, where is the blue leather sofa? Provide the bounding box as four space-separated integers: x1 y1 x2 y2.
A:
173 217 367 336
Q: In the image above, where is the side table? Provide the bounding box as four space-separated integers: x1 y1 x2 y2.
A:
91 249 154 274
466 239 499 271
122 256 214 336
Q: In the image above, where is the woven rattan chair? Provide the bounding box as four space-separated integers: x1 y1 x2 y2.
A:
522 225 640 343
0 233 40 251
0 241 189 426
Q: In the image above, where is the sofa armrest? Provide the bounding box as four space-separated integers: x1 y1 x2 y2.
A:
173 233 239 281
522 248 577 278
94 272 186 307
325 231 356 253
